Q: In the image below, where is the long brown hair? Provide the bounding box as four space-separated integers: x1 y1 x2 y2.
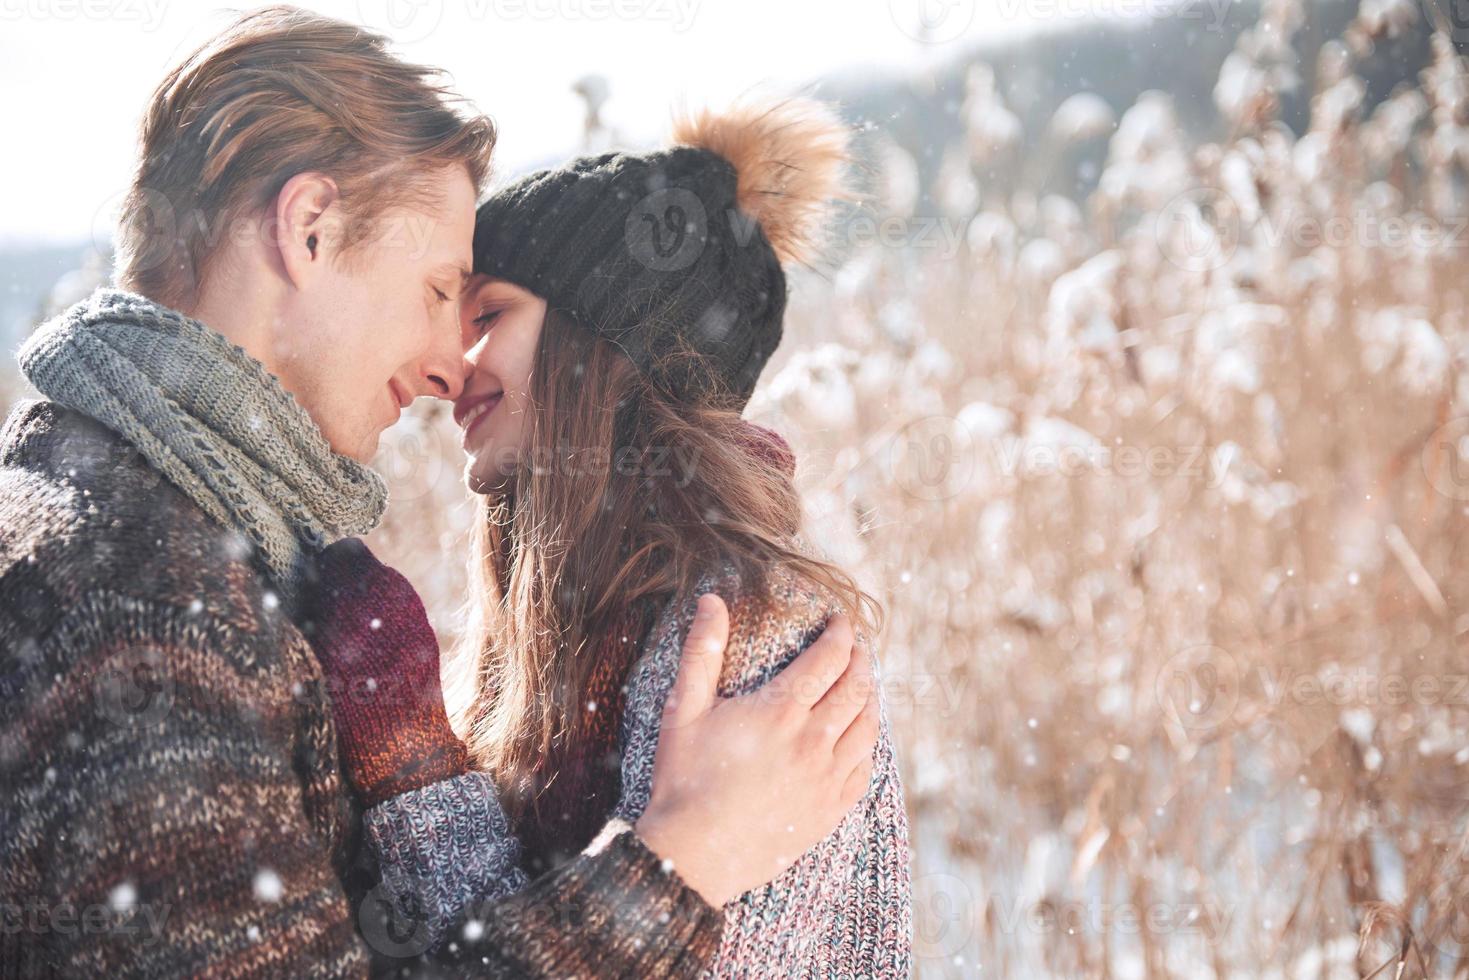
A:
445 307 881 850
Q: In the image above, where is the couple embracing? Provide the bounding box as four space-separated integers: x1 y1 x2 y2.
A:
0 6 912 977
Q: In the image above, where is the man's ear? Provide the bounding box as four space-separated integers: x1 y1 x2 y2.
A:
275 172 343 290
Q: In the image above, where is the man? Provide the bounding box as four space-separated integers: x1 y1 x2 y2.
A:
0 7 871 976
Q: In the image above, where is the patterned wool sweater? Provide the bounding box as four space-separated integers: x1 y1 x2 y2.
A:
626 563 914 976
365 560 915 978
0 386 722 973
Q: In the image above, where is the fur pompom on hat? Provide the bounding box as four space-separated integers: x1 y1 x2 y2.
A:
472 97 852 408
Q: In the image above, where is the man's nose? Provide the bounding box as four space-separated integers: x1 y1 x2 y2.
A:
421 355 467 402
420 317 469 402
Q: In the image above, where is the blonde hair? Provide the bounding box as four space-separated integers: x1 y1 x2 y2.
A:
116 5 496 308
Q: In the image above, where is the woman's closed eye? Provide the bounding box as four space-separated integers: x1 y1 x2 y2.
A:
472 309 502 333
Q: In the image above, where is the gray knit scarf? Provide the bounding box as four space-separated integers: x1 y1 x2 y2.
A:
17 288 388 597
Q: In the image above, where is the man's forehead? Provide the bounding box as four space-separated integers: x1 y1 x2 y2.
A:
427 259 473 281
419 260 474 299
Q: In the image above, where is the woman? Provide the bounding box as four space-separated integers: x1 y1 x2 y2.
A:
315 97 912 976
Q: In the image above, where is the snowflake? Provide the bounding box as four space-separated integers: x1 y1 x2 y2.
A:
109 881 137 912
253 869 283 903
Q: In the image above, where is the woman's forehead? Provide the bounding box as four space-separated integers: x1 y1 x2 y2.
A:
466 274 535 300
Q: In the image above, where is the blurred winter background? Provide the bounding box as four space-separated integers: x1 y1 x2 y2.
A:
6 0 1469 976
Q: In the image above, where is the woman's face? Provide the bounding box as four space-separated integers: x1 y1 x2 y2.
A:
454 274 546 493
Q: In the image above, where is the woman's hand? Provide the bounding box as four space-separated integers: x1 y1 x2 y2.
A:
634 594 880 908
305 538 468 807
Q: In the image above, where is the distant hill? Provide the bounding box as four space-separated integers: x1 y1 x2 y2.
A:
815 0 1454 207
0 243 108 358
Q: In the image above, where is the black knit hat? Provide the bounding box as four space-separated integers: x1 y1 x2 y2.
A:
472 98 850 407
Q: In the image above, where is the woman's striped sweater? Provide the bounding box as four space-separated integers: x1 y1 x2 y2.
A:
364 559 915 977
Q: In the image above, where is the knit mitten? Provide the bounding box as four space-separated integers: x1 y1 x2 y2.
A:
306 538 468 807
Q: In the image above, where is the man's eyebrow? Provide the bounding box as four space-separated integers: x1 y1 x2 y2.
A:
431 262 474 294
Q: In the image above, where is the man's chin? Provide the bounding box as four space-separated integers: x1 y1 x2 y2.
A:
356 438 382 464
342 426 383 464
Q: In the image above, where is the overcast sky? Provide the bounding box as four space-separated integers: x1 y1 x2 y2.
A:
0 0 1115 244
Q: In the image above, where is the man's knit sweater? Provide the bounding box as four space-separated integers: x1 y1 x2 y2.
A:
0 290 723 978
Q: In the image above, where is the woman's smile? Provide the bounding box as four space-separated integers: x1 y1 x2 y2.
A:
456 390 503 448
